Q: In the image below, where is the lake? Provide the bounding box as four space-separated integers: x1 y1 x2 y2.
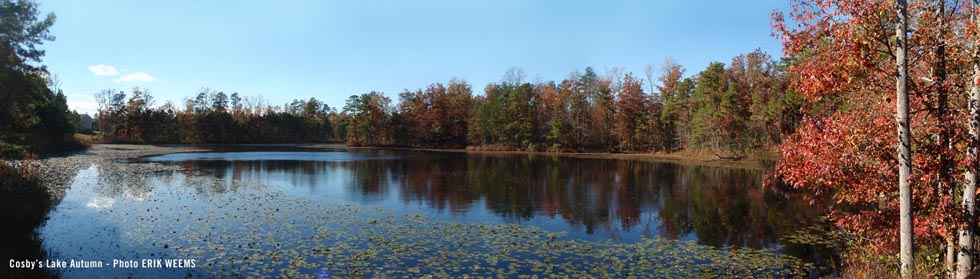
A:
37 148 833 277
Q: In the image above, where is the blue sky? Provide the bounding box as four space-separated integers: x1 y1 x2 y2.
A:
37 0 791 115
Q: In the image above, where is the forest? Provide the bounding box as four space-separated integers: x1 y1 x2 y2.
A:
95 49 803 156
7 0 980 277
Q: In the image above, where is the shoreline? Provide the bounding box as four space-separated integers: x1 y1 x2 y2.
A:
31 144 213 200
343 145 780 170
150 142 780 170
26 143 779 196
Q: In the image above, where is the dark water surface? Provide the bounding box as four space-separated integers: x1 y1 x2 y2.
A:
38 148 833 277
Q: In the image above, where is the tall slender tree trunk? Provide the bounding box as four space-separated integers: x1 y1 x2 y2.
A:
895 0 914 277
958 2 980 278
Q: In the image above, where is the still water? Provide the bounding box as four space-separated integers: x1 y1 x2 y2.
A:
38 148 832 277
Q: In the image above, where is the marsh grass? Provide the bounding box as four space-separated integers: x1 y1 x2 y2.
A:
837 241 947 279
0 154 59 278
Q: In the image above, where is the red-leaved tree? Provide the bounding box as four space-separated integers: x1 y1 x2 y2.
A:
773 0 977 275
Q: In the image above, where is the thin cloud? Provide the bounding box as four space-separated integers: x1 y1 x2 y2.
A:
117 72 155 82
88 64 118 76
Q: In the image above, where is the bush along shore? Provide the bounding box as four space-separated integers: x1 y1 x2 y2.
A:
0 155 56 278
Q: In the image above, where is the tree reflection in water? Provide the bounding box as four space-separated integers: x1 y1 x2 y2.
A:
134 149 834 269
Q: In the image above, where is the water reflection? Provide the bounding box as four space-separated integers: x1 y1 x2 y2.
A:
0 163 78 278
143 151 827 253
29 149 839 277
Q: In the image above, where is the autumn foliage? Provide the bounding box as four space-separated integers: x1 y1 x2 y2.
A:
97 89 339 144
98 56 803 157
773 0 976 265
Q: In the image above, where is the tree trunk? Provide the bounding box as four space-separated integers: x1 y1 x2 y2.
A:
895 0 914 277
959 2 980 278
930 2 958 278
951 237 958 278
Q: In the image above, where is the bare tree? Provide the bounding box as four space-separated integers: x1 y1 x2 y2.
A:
645 63 656 95
604 66 624 93
502 67 526 86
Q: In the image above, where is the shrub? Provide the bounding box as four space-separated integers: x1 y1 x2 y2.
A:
0 154 58 278
0 154 51 232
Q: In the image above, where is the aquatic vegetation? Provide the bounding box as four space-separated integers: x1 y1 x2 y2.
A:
39 155 816 277
105 181 807 277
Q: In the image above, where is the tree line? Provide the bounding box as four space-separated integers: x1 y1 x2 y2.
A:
98 49 803 156
96 88 339 144
339 51 802 154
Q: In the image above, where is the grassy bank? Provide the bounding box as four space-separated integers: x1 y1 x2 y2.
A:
0 135 90 159
0 157 58 278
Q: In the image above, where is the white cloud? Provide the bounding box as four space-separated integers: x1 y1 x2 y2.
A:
117 72 155 82
67 100 100 116
88 64 118 76
90 65 155 83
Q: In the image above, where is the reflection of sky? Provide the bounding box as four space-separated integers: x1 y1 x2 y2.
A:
39 151 824 276
85 197 115 209
40 166 206 278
